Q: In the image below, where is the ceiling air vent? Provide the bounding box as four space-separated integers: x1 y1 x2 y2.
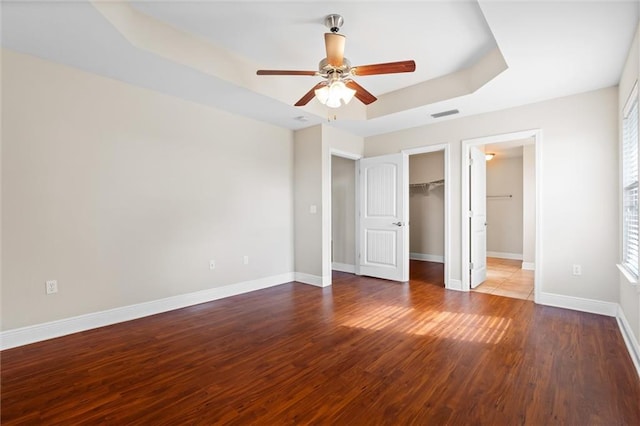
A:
431 109 459 119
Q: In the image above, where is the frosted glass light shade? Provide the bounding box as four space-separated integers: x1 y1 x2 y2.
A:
315 85 330 104
314 80 357 108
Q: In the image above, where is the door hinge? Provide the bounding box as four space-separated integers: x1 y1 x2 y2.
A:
469 262 474 270
468 210 473 218
469 157 474 166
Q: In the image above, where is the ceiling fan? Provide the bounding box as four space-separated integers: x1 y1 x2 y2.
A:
256 14 416 108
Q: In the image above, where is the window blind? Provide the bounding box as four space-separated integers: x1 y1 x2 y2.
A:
622 89 639 278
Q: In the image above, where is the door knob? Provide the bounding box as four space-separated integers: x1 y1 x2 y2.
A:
392 222 403 227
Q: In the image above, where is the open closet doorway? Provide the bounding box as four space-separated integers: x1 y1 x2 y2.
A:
462 130 540 302
402 144 451 289
409 151 446 288
331 154 358 277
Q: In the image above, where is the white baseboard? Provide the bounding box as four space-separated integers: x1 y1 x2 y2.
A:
537 291 618 317
487 251 523 260
294 272 330 288
616 305 640 379
0 273 295 350
446 279 463 291
410 253 445 263
322 274 331 287
522 262 535 271
332 262 355 273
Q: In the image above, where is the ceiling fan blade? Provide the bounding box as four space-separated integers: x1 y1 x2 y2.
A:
295 82 326 106
257 70 318 76
352 60 416 76
324 33 345 66
345 80 377 105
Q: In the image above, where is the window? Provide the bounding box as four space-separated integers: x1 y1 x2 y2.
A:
622 83 639 278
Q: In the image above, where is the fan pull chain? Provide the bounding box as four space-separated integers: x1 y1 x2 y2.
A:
327 112 338 122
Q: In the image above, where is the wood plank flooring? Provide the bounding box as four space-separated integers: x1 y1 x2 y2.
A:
2 263 639 424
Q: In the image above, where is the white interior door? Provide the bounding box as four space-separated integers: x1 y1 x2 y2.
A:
470 146 487 288
358 153 409 282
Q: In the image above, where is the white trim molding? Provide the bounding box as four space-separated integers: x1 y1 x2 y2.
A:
446 279 464 291
617 263 639 286
410 253 445 263
536 292 618 317
294 272 330 288
521 262 535 271
0 273 295 350
332 262 355 273
616 305 640 378
487 251 523 260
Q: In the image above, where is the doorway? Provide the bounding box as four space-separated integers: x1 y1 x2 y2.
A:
408 151 446 287
331 154 357 275
402 144 451 289
476 142 535 300
461 130 541 301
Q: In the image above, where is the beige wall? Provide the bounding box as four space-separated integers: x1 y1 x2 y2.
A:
486 153 523 256
294 124 364 282
294 126 323 277
409 152 444 259
366 86 618 302
1 50 295 330
331 156 356 266
618 22 640 346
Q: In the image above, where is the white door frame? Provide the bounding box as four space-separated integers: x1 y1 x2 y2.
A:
402 144 453 290
461 129 543 302
326 149 363 284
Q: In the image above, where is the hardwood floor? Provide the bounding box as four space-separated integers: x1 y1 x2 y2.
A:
409 258 444 287
474 257 535 301
2 266 639 424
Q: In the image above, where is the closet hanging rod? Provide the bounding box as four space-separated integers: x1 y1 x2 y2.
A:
409 179 444 188
487 195 512 199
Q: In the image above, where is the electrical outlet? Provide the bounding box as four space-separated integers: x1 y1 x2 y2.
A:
243 256 249 265
45 280 58 294
572 264 582 276
209 260 216 270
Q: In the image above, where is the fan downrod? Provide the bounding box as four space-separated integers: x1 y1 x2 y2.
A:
324 14 344 33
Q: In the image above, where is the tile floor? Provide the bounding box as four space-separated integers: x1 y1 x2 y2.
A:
473 257 534 301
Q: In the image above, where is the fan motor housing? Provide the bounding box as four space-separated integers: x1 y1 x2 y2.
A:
318 57 351 77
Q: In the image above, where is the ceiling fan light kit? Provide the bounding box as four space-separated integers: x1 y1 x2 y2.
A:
315 75 356 108
256 14 416 109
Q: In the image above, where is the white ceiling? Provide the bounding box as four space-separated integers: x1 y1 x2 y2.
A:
2 1 638 137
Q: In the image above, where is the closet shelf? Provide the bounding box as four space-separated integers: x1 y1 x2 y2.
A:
410 179 444 195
